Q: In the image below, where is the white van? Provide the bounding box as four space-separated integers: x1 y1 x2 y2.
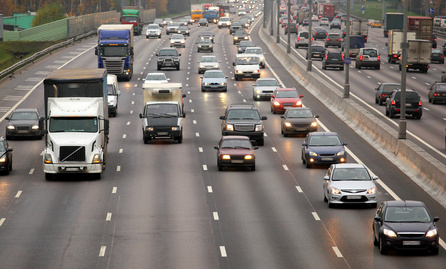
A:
233 54 261 81
107 74 120 117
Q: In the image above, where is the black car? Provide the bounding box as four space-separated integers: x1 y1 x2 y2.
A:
301 132 347 168
312 27 327 40
220 103 267 146
428 82 446 104
197 39 213 52
385 89 422 119
177 25 190 36
432 34 437 48
301 18 309 26
442 43 446 56
230 22 242 35
330 19 341 29
237 40 254 53
375 83 400 105
156 48 181 70
281 107 318 136
306 45 325 60
322 51 344 70
198 18 208 27
430 49 444 64
284 22 298 34
233 29 249 44
5 108 43 139
0 137 13 175
373 200 440 255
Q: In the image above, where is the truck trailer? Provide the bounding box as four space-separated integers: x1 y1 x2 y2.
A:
387 30 416 63
121 6 143 35
400 39 431 73
384 13 404 37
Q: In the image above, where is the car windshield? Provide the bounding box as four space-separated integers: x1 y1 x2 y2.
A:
10 112 38 120
235 56 259 65
204 71 224 78
276 90 298 98
159 50 177 56
384 206 432 223
286 109 313 118
201 56 218 62
147 25 159 30
146 104 178 117
146 74 167 81
0 143 5 151
171 34 183 39
199 40 212 44
309 135 341 146
221 139 252 149
382 84 400 93
232 23 241 26
239 41 253 47
235 30 247 35
245 48 262 54
332 168 371 181
227 109 260 120
256 80 278 86
168 22 179 27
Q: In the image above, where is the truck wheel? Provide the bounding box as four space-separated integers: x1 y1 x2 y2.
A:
399 65 401 71
157 66 161 71
177 135 183 143
143 137 149 144
45 173 55 181
176 65 180 70
93 173 101 180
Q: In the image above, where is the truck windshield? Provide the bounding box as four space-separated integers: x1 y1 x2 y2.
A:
101 46 128 57
122 17 137 23
146 104 179 117
50 117 98 133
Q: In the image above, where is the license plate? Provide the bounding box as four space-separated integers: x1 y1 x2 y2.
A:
231 160 244 164
157 132 168 135
403 241 421 246
314 54 320 57
17 130 28 133
405 103 412 107
321 157 333 161
347 195 361 200
332 58 338 60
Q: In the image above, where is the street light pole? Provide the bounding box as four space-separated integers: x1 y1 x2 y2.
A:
270 0 274 36
307 0 313 71
399 0 408 139
344 0 351 98
276 0 280 43
287 0 291 53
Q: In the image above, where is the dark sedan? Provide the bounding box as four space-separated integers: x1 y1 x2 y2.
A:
5 108 43 139
281 107 318 136
233 29 249 44
431 49 444 64
214 135 258 171
301 132 347 168
375 83 400 105
230 22 242 35
306 45 326 60
312 27 327 40
428 82 446 104
0 137 13 175
237 40 254 53
373 200 440 255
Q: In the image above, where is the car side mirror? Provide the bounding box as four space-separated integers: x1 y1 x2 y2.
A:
261 116 267 120
179 53 182 56
200 77 203 80
182 94 186 98
156 54 158 56
374 217 382 222
139 113 144 119
280 115 284 118
233 62 236 66
183 112 186 118
117 91 121 96
372 175 379 180
214 146 219 150
5 117 9 120
302 142 308 146
220 116 225 120
253 146 259 150
300 95 304 98
343 142 348 146
323 175 329 180
434 216 440 222
39 117 45 130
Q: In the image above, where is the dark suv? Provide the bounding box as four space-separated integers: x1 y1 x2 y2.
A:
220 104 267 146
428 82 446 104
156 48 181 70
322 51 344 70
385 89 422 119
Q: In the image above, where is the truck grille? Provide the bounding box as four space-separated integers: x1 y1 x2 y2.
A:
59 146 86 162
17 126 30 132
234 124 255 131
104 60 124 74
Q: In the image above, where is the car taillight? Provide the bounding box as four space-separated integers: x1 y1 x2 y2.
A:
326 38 330 41
435 38 437 42
341 53 344 60
338 39 342 41
419 101 422 106
377 55 380 61
311 37 313 41
297 37 300 41
434 93 439 96
365 37 368 41
325 54 328 60
359 55 363 61
325 33 327 35
391 100 396 105
381 94 387 97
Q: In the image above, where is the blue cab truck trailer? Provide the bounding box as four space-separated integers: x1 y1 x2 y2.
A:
95 24 134 81
204 10 219 23
342 35 365 59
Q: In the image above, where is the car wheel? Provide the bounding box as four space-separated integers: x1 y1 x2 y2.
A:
357 64 361 69
432 98 437 104
373 228 379 246
45 173 55 181
322 65 326 70
143 136 149 144
201 88 205 92
176 65 180 70
431 247 439 255
177 135 183 143
211 49 213 52
328 201 334 208
389 110 395 118
324 193 328 202
340 67 344 71
379 236 388 255
295 44 298 49
305 161 311 168
217 161 223 171
376 65 380 70
250 164 256 171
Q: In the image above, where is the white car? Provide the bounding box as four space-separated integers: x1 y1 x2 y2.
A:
311 15 318 21
233 54 260 81
244 47 265 68
146 24 162 39
319 18 329 26
252 77 281 101
218 17 232 28
143 73 170 84
170 34 186 48
198 55 220 74
107 74 120 117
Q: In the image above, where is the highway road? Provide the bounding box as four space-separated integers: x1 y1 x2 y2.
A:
0 4 444 268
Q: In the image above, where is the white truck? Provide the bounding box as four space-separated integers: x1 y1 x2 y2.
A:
42 69 109 180
387 30 416 63
351 20 369 43
139 83 186 144
400 39 431 73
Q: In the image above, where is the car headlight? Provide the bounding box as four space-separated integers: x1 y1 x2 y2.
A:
146 127 154 131
178 31 181 33
200 64 205 68
6 125 15 130
219 82 226 86
32 124 39 130
226 124 234 131
260 56 264 61
203 82 209 86
274 101 280 106
92 154 101 163
383 228 397 238
310 121 318 127
235 70 243 73
284 122 292 127
330 187 341 194
234 37 238 40
244 36 248 39
172 126 180 131
198 45 202 48
367 187 376 194
170 40 175 43
255 124 263 131
222 154 231 160
44 153 53 164
426 228 438 237
244 155 253 160
309 151 318 157
213 65 219 68
180 40 185 43
295 100 302 106
336 151 345 156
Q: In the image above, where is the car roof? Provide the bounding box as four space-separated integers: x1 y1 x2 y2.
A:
308 132 339 137
221 135 251 140
13 108 38 113
256 78 277 81
276 88 296 91
331 163 365 169
227 103 257 109
384 200 426 207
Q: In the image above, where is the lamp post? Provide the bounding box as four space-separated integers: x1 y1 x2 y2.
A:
307 0 313 71
276 0 280 43
398 0 408 139
270 0 274 35
344 0 351 98
287 0 291 53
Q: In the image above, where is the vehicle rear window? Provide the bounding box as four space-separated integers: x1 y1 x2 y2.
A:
382 85 400 94
300 32 309 38
435 85 446 92
363 49 377 57
394 91 420 101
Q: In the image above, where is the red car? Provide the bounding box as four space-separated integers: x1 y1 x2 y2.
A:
214 136 258 171
270 88 303 114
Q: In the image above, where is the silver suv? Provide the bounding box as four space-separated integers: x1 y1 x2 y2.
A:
356 48 380 70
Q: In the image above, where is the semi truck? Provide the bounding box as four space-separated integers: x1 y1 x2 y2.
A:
350 20 368 42
42 69 110 180
387 30 416 63
384 13 404 37
139 83 186 144
191 4 203 21
323 4 335 21
399 39 431 73
121 6 143 35
95 24 134 81
342 35 365 58
407 16 433 41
